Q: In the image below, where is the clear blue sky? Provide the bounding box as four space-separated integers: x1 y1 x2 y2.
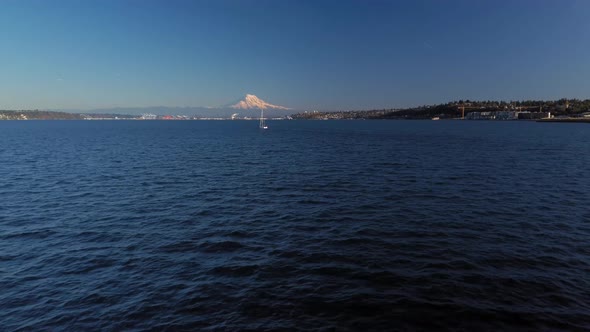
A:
1 0 589 110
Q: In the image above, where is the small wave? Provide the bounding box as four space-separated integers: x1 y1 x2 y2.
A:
197 240 246 253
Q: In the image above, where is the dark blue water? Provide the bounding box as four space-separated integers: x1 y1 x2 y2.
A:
1 120 589 331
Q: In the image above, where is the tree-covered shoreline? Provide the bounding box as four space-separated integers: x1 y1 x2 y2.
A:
0 110 137 120
292 99 590 120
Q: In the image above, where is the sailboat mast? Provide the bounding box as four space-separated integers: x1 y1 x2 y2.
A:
259 108 268 129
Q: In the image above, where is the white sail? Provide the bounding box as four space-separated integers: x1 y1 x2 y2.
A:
259 109 268 129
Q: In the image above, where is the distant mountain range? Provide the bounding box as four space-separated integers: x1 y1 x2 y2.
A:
56 94 296 118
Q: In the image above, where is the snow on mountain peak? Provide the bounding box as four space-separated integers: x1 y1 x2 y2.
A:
230 94 290 110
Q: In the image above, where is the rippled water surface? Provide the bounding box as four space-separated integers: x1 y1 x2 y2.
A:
1 120 589 331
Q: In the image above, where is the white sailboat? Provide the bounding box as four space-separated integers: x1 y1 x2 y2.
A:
259 108 268 129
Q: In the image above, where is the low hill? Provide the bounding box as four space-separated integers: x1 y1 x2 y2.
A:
292 99 590 120
0 110 83 120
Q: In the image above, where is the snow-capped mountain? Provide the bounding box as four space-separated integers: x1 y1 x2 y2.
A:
230 94 291 110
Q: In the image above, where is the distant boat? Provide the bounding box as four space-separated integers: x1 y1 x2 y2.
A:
259 109 268 129
432 117 440 120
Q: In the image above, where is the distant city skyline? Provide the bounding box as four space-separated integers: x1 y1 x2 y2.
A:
1 0 589 110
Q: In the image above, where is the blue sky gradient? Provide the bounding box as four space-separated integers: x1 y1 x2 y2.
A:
1 0 589 110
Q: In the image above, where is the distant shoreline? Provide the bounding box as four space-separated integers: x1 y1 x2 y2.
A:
1 118 589 123
2 98 589 121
